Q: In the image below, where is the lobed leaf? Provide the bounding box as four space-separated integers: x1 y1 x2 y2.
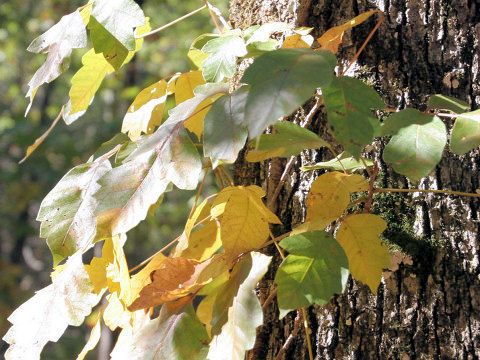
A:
25 10 87 114
3 252 100 360
210 186 281 263
37 154 112 265
336 214 390 293
275 231 349 317
207 253 271 360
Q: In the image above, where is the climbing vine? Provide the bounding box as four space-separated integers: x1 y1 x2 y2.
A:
4 2 480 360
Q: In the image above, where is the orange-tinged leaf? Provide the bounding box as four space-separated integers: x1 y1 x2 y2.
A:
211 186 281 263
129 252 166 303
297 171 368 232
317 10 378 54
128 254 227 311
282 28 314 49
336 214 390 293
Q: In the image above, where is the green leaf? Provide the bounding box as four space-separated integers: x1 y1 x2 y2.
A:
201 33 247 82
246 121 328 162
207 252 271 360
25 10 87 114
88 16 128 71
245 39 279 58
301 152 373 172
3 252 100 360
94 122 202 236
90 0 145 51
37 155 112 265
203 86 249 167
275 231 349 317
187 33 219 70
90 133 130 161
450 110 480 155
322 76 384 158
111 305 209 360
241 48 336 139
382 109 447 182
427 94 469 114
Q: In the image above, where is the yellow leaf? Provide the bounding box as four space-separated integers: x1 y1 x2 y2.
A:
211 186 281 262
128 254 227 311
69 49 114 114
76 312 101 360
298 171 368 232
172 198 221 261
79 3 92 25
317 10 379 54
175 71 205 104
85 235 130 300
103 293 132 330
121 80 168 141
180 221 223 262
245 147 285 162
336 214 390 293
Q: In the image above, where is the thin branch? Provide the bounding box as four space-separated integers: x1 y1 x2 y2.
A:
204 0 231 31
274 311 303 360
301 308 314 360
20 106 64 164
262 288 278 310
188 167 210 218
267 156 296 209
363 162 378 213
327 146 348 174
341 12 385 76
202 0 222 32
375 187 480 198
218 165 235 186
135 5 207 39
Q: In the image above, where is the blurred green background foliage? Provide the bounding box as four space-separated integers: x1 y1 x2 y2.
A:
0 0 227 357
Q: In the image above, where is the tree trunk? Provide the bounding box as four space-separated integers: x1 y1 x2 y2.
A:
230 0 480 359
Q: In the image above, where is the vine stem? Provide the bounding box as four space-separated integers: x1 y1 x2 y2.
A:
135 5 208 39
202 0 223 33
302 307 314 360
274 311 303 360
375 187 480 198
341 11 385 76
188 166 210 218
20 106 64 164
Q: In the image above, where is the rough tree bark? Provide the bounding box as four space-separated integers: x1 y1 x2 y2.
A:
230 1 480 359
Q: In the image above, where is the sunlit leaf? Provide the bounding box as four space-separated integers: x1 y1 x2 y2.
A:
25 10 87 114
336 214 390 293
211 186 281 263
37 154 112 265
275 231 349 317
246 121 328 162
282 27 314 49
241 48 336 139
3 252 100 360
294 171 368 233
76 313 101 360
90 0 145 51
121 79 169 141
201 32 247 82
382 109 447 182
95 122 202 236
450 109 480 155
317 10 378 54
322 76 384 158
207 252 271 360
110 305 209 360
204 86 249 167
